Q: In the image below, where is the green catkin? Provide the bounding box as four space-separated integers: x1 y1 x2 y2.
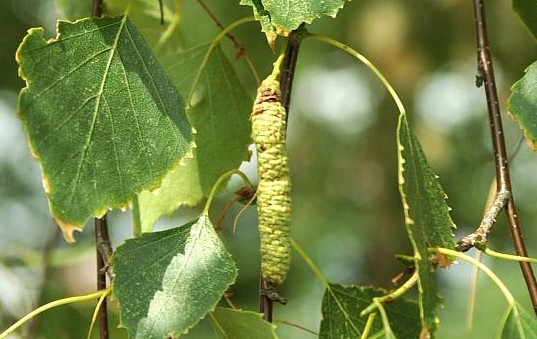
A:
251 54 291 286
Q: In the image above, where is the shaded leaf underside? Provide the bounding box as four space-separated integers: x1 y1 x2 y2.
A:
210 307 277 339
137 43 251 232
319 284 420 339
513 0 537 41
508 60 537 150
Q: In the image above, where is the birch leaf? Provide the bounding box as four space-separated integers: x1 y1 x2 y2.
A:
16 16 193 241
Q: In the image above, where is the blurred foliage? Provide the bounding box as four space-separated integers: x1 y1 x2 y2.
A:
2 0 537 338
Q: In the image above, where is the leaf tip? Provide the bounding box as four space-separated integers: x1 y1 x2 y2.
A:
265 31 278 51
420 327 431 339
435 252 455 268
55 218 82 243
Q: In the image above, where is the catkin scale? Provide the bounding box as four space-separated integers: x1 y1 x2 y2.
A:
251 70 292 286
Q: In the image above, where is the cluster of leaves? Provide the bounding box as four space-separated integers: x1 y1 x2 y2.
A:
9 0 537 338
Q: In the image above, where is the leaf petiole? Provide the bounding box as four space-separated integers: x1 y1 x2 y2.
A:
290 238 362 334
203 169 253 215
431 247 515 305
360 312 377 339
86 289 110 339
0 288 111 339
360 271 419 317
484 248 537 264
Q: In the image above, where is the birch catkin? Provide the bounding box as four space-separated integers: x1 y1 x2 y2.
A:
251 55 291 286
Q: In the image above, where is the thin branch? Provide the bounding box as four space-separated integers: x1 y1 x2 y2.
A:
158 0 164 25
457 134 525 252
456 189 510 251
91 2 111 336
469 0 537 315
214 195 242 232
95 216 111 339
259 277 274 322
92 0 103 17
280 26 303 121
196 0 246 59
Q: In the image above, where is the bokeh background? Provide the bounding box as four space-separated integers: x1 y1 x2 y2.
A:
1 0 537 338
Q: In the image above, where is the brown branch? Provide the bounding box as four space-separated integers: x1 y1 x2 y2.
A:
467 0 537 315
95 216 111 339
92 0 103 17
280 26 303 121
456 189 510 251
259 277 274 322
92 2 111 336
158 0 164 25
196 0 246 59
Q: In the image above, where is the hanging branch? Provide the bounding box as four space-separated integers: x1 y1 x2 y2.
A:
91 1 112 337
281 25 303 121
95 216 111 339
196 0 247 60
456 0 537 315
259 28 303 322
258 277 274 322
92 0 103 17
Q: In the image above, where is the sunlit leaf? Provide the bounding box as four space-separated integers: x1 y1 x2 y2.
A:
397 113 456 335
508 60 537 151
319 284 420 339
500 302 537 338
513 0 537 41
112 215 237 338
210 307 278 339
137 43 251 231
240 0 350 38
16 16 194 241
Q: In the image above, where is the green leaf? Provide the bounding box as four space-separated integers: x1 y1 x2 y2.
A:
137 43 251 232
240 0 350 36
210 307 278 339
513 0 537 41
397 113 456 335
500 302 537 338
239 0 278 44
508 60 537 151
16 16 194 241
105 0 183 55
112 215 238 338
319 284 420 339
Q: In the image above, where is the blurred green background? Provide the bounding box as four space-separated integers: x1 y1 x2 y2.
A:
1 0 537 338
